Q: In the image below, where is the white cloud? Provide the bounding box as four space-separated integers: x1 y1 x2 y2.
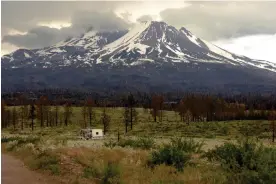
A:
213 34 276 63
1 43 19 56
115 1 189 22
37 22 72 29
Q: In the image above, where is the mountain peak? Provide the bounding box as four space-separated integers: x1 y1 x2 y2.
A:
2 21 276 73
2 20 276 92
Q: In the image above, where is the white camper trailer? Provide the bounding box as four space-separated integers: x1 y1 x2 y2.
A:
80 128 104 140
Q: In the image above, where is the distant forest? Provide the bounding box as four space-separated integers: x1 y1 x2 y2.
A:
2 88 276 123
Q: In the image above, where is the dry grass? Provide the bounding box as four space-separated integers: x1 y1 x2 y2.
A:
2 136 227 184
59 146 224 184
2 107 274 184
4 107 272 140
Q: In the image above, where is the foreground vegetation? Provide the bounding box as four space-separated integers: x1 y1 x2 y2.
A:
2 133 276 184
2 92 276 183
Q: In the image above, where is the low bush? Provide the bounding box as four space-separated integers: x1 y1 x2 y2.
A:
170 137 204 153
104 137 155 150
2 136 40 145
4 136 41 151
16 136 41 146
101 162 121 184
2 136 19 143
118 137 155 150
30 150 61 175
104 140 118 149
147 137 203 171
6 140 19 151
148 145 191 171
203 139 276 183
53 137 68 147
83 166 101 179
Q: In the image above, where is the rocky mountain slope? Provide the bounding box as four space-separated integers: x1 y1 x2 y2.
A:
2 21 276 93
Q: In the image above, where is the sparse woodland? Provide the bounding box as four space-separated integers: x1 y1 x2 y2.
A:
2 91 276 184
2 91 276 130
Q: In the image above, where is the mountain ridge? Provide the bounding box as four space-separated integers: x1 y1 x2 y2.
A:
2 21 276 93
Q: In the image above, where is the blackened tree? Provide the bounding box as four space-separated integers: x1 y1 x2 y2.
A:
101 105 111 135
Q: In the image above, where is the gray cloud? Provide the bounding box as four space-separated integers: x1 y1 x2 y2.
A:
136 15 153 22
2 10 130 49
2 1 276 53
1 1 122 34
71 11 130 31
160 2 276 40
2 26 73 48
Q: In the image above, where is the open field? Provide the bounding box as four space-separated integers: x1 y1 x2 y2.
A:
2 107 276 184
3 107 274 138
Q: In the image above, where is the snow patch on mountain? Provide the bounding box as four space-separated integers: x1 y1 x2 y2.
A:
103 21 151 54
180 28 201 47
131 58 154 65
24 52 31 58
50 48 67 53
82 31 97 39
36 50 51 56
203 41 236 61
164 44 185 57
127 43 149 54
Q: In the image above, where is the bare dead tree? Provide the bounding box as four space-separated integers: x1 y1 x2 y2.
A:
1 100 8 128
101 105 111 135
81 103 88 128
63 102 73 126
123 107 130 133
37 96 48 128
127 94 136 130
269 108 276 143
86 97 95 127
151 95 163 122
29 102 35 131
54 102 59 126
12 106 18 130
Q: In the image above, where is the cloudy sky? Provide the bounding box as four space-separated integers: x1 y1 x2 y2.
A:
1 1 276 63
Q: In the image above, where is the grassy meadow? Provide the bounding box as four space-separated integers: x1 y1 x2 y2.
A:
2 107 276 184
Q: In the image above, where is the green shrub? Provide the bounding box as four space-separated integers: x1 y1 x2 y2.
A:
101 162 120 184
170 137 204 153
2 136 40 145
117 137 155 150
16 136 41 146
220 125 230 135
83 166 101 179
53 137 68 147
204 139 276 183
47 164 60 175
148 145 191 172
147 137 203 171
31 150 61 175
104 140 118 149
6 140 19 151
2 136 19 143
133 137 155 149
3 136 41 151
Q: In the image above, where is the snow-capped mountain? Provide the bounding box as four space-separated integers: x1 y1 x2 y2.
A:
96 21 276 72
2 21 276 93
2 30 127 68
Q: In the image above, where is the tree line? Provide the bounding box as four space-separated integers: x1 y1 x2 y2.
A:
1 93 276 141
2 89 276 110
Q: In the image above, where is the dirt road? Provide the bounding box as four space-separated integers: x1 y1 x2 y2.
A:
1 154 53 184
